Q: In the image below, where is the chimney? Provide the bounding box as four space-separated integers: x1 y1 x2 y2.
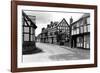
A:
70 17 73 25
51 21 53 25
42 27 45 31
50 21 53 28
47 25 50 28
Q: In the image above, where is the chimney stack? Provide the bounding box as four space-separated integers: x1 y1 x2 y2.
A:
70 16 73 25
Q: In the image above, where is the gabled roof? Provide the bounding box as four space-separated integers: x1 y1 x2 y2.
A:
71 13 90 26
56 18 70 27
22 11 37 29
45 18 70 31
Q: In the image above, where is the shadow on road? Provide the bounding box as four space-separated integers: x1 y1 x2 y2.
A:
23 47 43 55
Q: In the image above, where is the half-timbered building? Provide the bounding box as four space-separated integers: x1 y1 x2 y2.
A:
22 11 38 54
55 18 70 45
37 18 70 46
71 13 90 49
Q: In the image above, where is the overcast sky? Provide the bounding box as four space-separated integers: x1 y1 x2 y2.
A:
24 10 85 36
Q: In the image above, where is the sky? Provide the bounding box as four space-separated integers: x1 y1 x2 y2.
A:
24 10 85 36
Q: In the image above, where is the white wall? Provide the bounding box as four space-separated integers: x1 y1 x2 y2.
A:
0 0 99 73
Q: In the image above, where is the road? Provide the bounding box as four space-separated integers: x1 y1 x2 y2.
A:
23 42 90 63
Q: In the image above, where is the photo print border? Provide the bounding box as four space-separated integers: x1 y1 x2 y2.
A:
11 1 97 72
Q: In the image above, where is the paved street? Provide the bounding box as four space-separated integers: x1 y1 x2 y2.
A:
23 42 90 63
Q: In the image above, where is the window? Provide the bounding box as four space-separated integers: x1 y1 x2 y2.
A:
87 17 90 24
76 23 79 27
77 28 79 34
30 27 35 41
74 29 77 35
84 24 90 33
24 34 29 41
87 25 90 32
77 37 83 47
73 25 77 30
24 27 29 33
84 17 90 25
84 35 90 48
31 35 33 41
72 30 74 35
77 37 80 47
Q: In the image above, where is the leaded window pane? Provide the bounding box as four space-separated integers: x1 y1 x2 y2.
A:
24 27 29 32
24 34 29 41
77 28 79 34
87 17 90 24
88 25 90 32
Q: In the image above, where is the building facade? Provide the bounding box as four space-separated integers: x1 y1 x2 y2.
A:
22 11 37 54
71 13 90 49
37 18 70 46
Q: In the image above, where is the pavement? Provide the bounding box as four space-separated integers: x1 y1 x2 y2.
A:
23 42 90 63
